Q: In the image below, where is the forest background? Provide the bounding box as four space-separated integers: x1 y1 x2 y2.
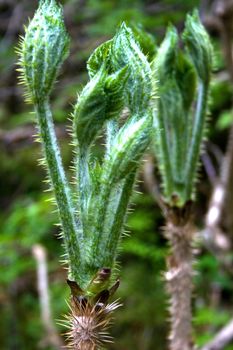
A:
1 0 233 349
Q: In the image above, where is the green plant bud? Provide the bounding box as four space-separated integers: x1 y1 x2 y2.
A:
87 40 113 78
183 10 213 83
175 52 197 111
104 114 152 183
154 25 178 82
73 65 128 150
155 26 196 109
153 27 192 205
111 22 152 114
18 0 70 103
104 66 129 119
155 26 197 108
73 66 107 149
153 13 212 207
130 24 157 61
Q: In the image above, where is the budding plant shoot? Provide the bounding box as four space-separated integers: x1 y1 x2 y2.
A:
17 0 213 349
17 0 154 348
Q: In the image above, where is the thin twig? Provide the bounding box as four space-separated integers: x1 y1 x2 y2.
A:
142 154 166 213
32 244 64 349
201 0 233 254
201 318 233 350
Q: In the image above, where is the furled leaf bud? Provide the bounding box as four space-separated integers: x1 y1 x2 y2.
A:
73 65 128 150
18 0 70 103
105 114 152 183
111 23 152 114
155 26 196 111
73 66 107 150
87 40 112 78
183 10 213 83
152 12 212 207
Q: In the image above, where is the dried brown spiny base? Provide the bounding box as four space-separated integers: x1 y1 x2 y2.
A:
63 277 121 350
64 297 120 349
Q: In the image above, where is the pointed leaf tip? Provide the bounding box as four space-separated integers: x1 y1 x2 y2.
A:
111 22 152 114
183 10 213 83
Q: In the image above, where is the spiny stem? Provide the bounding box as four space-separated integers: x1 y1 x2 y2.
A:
164 207 194 350
35 99 82 281
65 295 121 350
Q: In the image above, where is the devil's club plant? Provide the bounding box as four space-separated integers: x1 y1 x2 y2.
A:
17 0 153 348
151 11 213 350
17 1 213 348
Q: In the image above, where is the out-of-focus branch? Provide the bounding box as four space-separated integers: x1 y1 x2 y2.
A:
201 152 217 185
201 318 233 350
201 0 233 254
142 154 166 213
200 0 233 346
203 130 233 254
32 244 64 349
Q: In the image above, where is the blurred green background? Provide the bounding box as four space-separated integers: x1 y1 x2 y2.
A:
1 0 233 349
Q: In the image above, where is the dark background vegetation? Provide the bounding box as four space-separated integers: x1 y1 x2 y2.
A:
1 0 233 349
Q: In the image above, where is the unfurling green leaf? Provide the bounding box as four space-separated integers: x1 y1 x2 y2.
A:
73 65 129 150
111 23 152 114
87 40 112 78
104 115 152 183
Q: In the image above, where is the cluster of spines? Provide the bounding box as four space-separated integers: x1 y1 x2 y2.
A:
63 296 121 349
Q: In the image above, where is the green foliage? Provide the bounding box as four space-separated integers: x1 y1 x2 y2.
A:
0 195 57 286
194 306 231 347
152 11 213 207
210 79 233 113
216 110 233 130
0 195 67 349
